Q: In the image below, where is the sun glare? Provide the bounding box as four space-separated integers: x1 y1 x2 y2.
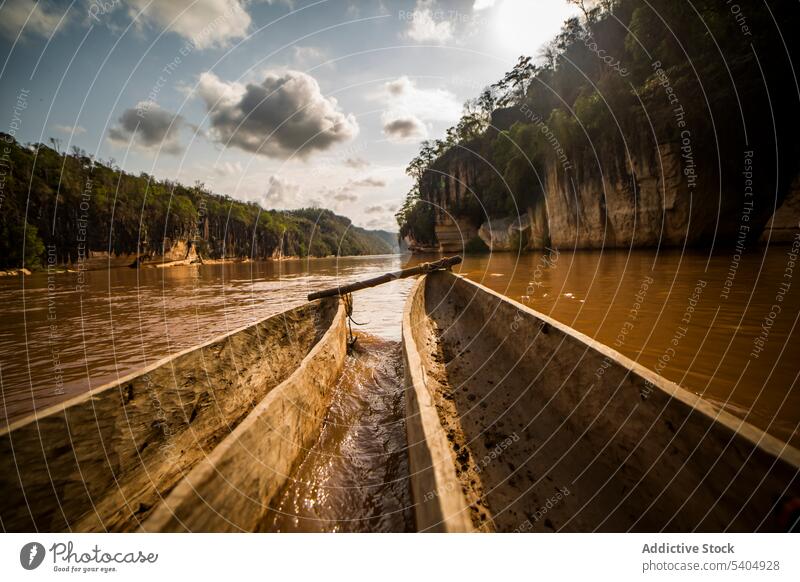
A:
492 0 581 58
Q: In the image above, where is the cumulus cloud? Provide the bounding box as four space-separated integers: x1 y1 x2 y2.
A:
53 124 86 135
0 0 68 40
385 78 408 97
378 75 462 142
364 203 397 227
405 0 453 43
262 175 301 208
126 0 251 49
108 102 186 154
378 75 460 142
195 70 359 159
383 115 427 142
380 76 461 121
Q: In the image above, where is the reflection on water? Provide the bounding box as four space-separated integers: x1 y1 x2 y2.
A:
1 247 798 448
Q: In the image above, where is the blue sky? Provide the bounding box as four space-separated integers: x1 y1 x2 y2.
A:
0 0 578 230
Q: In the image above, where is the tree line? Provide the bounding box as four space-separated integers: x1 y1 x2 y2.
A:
0 134 394 269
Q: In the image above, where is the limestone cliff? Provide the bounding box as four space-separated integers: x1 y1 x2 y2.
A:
398 0 800 254
414 139 799 253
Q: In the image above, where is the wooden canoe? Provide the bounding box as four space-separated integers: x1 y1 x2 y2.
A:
402 270 800 532
0 297 346 532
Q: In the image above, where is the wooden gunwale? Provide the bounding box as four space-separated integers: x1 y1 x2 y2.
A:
403 271 800 532
0 298 345 532
142 298 348 531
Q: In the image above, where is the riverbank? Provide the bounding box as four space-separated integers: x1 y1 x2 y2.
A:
0 267 31 276
0 252 406 275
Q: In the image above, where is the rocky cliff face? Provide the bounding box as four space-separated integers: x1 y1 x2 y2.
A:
417 141 798 253
400 0 800 254
542 143 688 249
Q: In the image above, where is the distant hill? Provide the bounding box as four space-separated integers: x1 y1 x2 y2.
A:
284 208 397 256
365 229 401 253
0 133 395 269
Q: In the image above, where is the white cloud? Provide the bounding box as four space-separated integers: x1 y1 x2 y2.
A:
316 175 386 206
126 0 251 49
380 76 461 122
377 75 461 142
332 190 358 202
262 175 301 208
473 0 497 10
0 0 68 40
194 71 243 105
196 70 359 159
405 0 453 43
53 124 86 135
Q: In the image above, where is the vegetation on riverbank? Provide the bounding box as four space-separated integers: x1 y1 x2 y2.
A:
0 133 396 270
396 0 800 247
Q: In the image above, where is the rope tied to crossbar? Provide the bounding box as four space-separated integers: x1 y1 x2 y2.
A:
307 256 461 301
342 293 362 351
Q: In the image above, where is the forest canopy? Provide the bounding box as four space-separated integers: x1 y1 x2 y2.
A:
0 134 395 269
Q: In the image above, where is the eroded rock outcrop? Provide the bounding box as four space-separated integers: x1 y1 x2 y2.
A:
435 217 478 253
542 143 690 249
478 215 531 251
416 140 795 253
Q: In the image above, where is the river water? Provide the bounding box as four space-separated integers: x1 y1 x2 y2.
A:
1 247 798 528
264 335 414 532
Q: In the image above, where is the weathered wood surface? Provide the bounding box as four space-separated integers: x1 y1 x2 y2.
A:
307 256 462 301
403 271 800 532
142 298 348 531
402 276 476 533
0 298 342 532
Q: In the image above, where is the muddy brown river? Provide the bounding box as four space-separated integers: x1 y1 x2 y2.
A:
1 247 799 530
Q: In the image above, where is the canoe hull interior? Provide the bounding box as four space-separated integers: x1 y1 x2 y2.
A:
0 298 345 532
143 299 348 532
403 271 800 532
